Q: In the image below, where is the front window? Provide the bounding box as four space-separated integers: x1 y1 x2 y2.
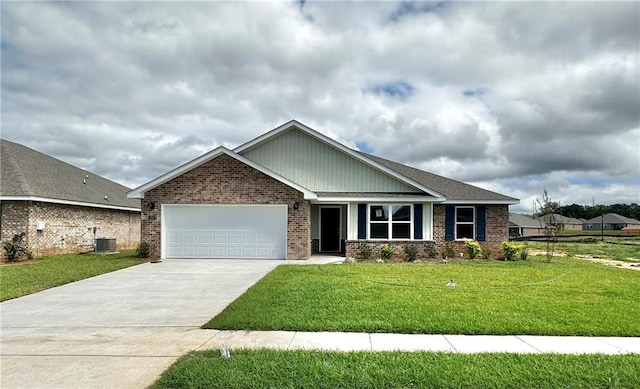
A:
455 207 475 240
369 205 412 239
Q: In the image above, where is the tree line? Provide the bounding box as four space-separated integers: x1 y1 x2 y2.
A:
555 203 640 221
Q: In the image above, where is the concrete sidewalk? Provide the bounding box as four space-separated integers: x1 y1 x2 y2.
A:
200 330 640 355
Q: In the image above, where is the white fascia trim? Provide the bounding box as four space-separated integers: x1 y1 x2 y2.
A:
0 196 141 212
314 197 446 203
234 120 446 199
127 146 317 200
442 199 520 205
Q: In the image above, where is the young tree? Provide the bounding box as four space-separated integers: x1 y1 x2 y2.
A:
537 189 563 263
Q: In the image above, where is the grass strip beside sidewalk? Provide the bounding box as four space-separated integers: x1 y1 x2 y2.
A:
154 349 640 389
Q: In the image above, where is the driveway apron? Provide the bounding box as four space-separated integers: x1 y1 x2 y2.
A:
0 259 281 389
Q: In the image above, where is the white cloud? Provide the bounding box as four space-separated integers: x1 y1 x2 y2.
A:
1 1 638 207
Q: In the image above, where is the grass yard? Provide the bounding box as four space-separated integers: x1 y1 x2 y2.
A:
0 251 144 301
205 257 640 336
153 349 640 389
527 240 640 261
560 229 622 236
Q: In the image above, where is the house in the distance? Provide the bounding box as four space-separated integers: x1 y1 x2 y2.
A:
509 213 544 237
128 120 518 260
535 213 583 231
0 139 141 258
582 213 640 231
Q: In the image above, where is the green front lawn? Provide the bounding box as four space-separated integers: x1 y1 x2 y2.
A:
205 258 640 336
154 350 640 389
0 251 145 301
560 229 622 236
527 240 640 261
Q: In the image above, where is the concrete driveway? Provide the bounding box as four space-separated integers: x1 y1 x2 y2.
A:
0 259 281 389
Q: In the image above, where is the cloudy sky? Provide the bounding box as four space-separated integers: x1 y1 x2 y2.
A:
2 1 638 213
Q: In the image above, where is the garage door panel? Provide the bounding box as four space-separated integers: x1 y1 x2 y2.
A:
212 246 227 257
182 247 197 257
164 205 286 259
227 233 241 244
227 246 241 257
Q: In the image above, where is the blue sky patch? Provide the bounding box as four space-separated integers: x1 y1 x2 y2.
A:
568 177 619 187
356 142 374 153
370 81 415 101
389 1 447 22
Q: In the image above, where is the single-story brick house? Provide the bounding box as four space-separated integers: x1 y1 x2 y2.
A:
128 121 518 260
582 213 640 231
509 213 544 237
0 139 141 258
535 213 584 231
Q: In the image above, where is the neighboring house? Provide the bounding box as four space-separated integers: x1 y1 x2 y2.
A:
509 213 544 237
582 213 640 231
128 120 518 260
535 213 583 231
1 139 141 257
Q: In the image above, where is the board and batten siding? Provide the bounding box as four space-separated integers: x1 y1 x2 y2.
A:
241 129 420 193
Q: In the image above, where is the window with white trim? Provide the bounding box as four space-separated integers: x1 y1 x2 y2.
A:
455 206 475 240
369 205 412 239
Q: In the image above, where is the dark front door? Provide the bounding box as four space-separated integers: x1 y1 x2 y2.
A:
320 207 341 252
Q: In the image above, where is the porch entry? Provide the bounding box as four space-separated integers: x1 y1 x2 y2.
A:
320 206 341 253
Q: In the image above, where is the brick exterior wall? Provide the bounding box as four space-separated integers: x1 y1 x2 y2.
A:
345 204 509 261
1 200 140 258
141 154 310 260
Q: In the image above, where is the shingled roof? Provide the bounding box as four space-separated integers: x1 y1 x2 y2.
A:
1 139 140 211
360 152 518 203
583 213 640 225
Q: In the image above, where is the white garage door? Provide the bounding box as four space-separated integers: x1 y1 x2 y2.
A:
163 205 287 259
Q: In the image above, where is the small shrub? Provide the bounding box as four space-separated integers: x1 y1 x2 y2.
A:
136 241 151 258
501 241 518 261
380 244 395 261
423 242 437 258
403 244 418 262
2 232 29 262
464 239 482 259
441 243 455 260
358 242 373 260
501 241 528 261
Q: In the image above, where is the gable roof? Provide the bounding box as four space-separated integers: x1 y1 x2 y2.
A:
1 139 140 211
536 213 584 224
362 152 518 203
509 213 544 228
235 120 446 200
127 146 317 199
129 120 518 204
583 213 640 224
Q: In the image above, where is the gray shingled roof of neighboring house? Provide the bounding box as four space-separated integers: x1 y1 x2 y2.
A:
583 213 640 224
509 213 544 228
360 152 518 202
1 139 140 210
536 214 584 224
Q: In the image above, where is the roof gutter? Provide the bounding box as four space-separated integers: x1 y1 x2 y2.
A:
0 196 141 212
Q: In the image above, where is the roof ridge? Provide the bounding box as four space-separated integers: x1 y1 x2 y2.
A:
1 138 139 210
3 139 131 190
